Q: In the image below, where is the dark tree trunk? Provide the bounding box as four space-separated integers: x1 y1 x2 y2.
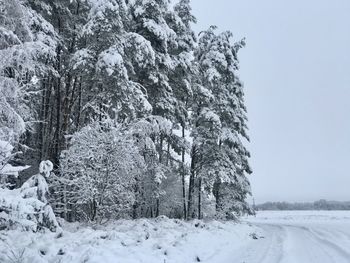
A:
41 77 53 160
198 177 202 219
159 134 164 163
54 14 63 167
55 73 61 166
155 198 160 217
39 78 47 160
213 179 221 212
181 125 187 219
187 145 196 219
77 79 82 128
166 140 170 166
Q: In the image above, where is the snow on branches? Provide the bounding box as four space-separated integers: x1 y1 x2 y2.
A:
0 161 60 232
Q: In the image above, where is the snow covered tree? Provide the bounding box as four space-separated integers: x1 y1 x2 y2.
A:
189 26 252 219
129 0 178 119
169 0 197 125
130 116 173 218
127 0 196 218
0 0 58 183
165 0 197 219
68 0 153 123
59 121 145 222
23 0 87 164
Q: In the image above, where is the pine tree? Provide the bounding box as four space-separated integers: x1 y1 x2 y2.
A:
0 0 58 183
129 0 177 119
127 0 180 216
191 27 252 219
167 0 197 219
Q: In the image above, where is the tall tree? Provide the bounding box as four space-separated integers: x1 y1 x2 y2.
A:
0 0 58 181
191 26 252 219
129 0 177 118
167 0 197 219
128 0 180 216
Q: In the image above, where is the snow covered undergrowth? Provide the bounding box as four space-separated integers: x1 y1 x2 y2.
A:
0 217 260 263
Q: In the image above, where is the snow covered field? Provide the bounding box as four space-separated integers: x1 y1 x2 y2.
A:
1 211 350 263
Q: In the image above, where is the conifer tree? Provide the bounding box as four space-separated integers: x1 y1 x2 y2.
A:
191 27 252 219
0 0 58 181
168 0 197 219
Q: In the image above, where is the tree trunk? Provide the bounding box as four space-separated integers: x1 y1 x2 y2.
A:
39 79 46 160
213 179 221 212
54 14 62 167
187 145 196 219
181 125 187 219
77 79 82 128
159 134 164 164
155 198 160 217
41 77 52 160
198 177 202 220
166 140 170 166
55 73 61 166
63 184 68 221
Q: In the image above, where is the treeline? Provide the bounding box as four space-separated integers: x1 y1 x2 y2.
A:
0 0 252 227
256 200 350 211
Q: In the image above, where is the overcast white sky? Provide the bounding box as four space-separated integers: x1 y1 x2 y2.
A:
191 0 350 203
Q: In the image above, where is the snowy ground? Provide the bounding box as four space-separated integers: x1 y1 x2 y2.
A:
1 211 350 263
243 211 350 263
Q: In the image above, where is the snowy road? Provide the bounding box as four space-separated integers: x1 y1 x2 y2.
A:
236 211 350 263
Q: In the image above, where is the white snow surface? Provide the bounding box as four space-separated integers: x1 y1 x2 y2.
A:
243 210 350 263
0 217 256 263
1 211 350 262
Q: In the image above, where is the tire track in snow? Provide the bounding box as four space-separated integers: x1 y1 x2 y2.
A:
281 224 339 263
289 225 350 262
310 225 350 249
240 222 350 263
257 224 285 263
230 223 285 263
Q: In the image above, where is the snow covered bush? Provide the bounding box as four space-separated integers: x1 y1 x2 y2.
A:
0 160 60 232
0 140 17 186
0 139 30 189
59 122 145 222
